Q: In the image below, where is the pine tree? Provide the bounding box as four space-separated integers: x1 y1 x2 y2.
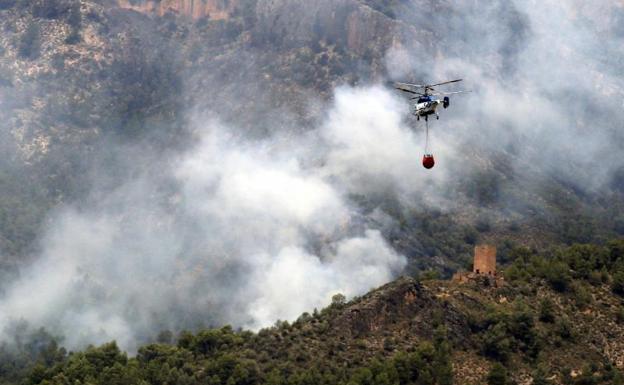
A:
432 326 453 385
538 298 556 323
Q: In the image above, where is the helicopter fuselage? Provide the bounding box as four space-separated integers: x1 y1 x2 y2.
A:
393 79 462 121
413 95 450 120
414 97 441 117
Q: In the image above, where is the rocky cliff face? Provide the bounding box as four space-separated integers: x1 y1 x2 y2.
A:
117 0 238 20
254 0 425 55
115 0 426 56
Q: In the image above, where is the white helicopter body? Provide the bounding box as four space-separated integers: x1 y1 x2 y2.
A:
393 79 469 121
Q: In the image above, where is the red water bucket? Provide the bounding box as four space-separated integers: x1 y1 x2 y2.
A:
422 154 435 169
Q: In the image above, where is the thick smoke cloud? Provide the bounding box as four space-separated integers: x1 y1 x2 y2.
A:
0 88 413 351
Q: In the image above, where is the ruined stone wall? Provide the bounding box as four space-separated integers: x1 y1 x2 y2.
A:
473 245 496 275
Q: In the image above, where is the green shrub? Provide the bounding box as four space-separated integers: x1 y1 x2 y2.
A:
538 298 556 323
432 326 453 385
612 269 624 296
482 323 513 362
487 362 509 385
609 239 624 264
572 283 592 308
560 244 608 279
555 317 575 341
509 302 534 340
543 261 571 292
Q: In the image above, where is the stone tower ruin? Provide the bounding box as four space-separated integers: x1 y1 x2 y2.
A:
473 244 496 275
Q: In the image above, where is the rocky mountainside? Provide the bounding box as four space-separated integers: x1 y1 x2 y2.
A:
1 0 622 271
115 0 427 54
0 3 623 382
117 0 238 20
0 0 427 266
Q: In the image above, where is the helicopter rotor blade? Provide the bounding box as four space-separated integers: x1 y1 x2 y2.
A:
393 82 427 94
393 81 427 89
430 90 471 96
426 79 463 88
396 88 422 95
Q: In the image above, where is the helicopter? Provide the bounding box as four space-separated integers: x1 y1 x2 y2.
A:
393 79 470 121
392 79 470 169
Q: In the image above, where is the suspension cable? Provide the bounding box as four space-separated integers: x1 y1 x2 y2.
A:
424 119 430 154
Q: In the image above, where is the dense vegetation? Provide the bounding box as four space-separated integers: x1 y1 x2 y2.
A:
505 240 624 296
3 312 455 385
16 329 454 385
0 239 623 385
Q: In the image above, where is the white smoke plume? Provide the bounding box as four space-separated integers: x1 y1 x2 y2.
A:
0 87 414 351
385 0 624 190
